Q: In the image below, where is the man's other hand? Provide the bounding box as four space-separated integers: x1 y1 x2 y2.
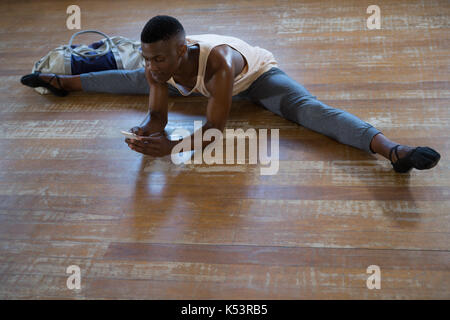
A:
125 132 177 157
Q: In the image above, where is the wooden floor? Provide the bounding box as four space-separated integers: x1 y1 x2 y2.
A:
0 0 449 299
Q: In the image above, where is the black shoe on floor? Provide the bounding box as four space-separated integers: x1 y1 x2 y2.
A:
389 144 441 173
20 71 69 97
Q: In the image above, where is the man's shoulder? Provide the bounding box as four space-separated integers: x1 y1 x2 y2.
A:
204 46 234 93
208 45 233 69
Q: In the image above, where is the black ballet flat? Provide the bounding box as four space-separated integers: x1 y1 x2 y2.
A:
20 71 69 97
389 144 441 173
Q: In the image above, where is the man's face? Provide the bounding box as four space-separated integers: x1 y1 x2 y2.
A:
141 37 186 83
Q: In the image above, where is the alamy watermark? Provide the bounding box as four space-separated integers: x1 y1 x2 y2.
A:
66 265 81 290
366 265 381 289
367 5 381 30
170 121 279 175
66 5 81 30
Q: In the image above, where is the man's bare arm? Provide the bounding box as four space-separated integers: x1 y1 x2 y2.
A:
183 59 235 151
132 68 169 135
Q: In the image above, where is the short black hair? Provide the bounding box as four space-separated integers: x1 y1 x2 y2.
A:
141 15 185 44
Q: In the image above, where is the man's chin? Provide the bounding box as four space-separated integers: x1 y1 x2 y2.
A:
157 75 169 83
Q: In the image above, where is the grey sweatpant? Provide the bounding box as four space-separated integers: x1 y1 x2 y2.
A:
80 67 382 154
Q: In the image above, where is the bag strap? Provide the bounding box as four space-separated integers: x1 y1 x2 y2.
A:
68 30 113 58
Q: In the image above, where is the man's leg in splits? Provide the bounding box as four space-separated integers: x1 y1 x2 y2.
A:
243 67 427 166
34 68 188 96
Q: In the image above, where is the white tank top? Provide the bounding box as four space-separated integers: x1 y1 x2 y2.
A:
166 34 279 97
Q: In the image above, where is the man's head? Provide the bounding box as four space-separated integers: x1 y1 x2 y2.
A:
140 15 187 82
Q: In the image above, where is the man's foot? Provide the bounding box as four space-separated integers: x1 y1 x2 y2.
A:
37 73 65 90
389 145 414 163
389 144 441 173
20 71 69 97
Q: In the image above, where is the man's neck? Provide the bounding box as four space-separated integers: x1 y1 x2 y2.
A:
173 44 199 81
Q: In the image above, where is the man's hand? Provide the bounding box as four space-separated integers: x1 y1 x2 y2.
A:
125 132 178 157
129 124 163 137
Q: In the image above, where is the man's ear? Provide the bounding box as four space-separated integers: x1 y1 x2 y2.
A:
177 43 187 58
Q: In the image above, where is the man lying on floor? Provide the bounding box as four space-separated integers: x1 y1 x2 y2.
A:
21 15 441 173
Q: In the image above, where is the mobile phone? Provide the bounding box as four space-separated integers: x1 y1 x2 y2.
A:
120 130 142 139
